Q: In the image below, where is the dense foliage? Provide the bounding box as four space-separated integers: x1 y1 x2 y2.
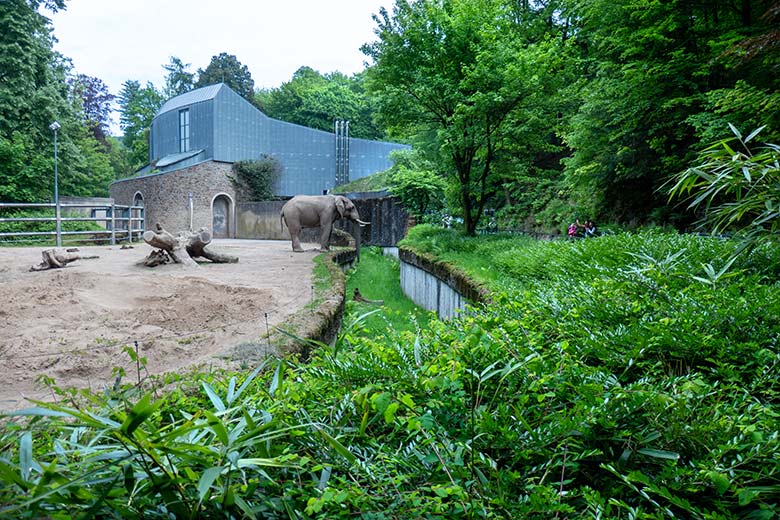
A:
2 230 778 517
230 156 283 201
363 0 780 233
195 53 256 103
0 0 116 201
668 125 780 253
255 67 385 141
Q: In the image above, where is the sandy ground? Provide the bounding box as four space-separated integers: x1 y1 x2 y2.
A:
0 239 320 412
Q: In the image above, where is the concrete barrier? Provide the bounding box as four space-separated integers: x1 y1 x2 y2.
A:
398 247 489 320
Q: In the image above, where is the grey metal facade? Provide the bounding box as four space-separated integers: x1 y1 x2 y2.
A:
147 83 407 196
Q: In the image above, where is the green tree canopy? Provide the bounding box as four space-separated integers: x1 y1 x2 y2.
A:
363 0 562 234
163 56 195 99
0 0 115 201
560 0 778 224
195 52 255 102
255 67 384 140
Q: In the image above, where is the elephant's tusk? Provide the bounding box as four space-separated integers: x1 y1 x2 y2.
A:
356 219 370 227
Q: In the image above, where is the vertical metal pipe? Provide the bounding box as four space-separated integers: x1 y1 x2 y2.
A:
110 203 116 245
334 119 340 187
345 120 350 185
52 125 62 247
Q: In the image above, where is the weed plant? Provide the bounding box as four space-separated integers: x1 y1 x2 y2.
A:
1 227 778 518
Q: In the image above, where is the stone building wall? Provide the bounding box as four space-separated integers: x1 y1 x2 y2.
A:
110 160 237 235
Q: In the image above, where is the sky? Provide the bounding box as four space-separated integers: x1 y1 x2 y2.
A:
47 0 392 134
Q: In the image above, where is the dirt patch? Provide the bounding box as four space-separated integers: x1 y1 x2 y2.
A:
0 239 321 411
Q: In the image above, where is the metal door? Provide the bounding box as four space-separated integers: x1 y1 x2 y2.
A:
212 195 230 238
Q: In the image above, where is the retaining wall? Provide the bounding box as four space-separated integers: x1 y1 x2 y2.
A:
398 247 489 320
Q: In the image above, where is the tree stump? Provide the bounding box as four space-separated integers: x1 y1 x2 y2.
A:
142 224 238 267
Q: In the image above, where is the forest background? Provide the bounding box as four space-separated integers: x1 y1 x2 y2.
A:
1 0 778 234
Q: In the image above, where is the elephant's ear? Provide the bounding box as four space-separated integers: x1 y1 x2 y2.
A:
335 196 346 218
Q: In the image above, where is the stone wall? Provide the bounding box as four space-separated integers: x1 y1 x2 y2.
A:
334 196 409 247
110 160 237 235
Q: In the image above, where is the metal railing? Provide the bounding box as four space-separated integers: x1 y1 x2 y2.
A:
0 202 145 245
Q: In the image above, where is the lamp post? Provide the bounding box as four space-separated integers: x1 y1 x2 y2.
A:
49 121 62 247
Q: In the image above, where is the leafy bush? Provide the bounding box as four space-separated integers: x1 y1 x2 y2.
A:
230 155 281 201
668 125 780 252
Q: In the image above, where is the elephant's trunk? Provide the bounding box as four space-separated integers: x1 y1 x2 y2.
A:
355 219 370 227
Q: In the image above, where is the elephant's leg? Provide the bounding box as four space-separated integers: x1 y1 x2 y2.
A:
319 224 332 251
289 224 304 252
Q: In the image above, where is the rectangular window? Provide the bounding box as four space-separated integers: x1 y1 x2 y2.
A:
179 109 190 152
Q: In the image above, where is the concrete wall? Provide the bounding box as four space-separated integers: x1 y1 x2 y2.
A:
398 247 490 320
334 196 409 247
110 160 237 235
400 260 469 320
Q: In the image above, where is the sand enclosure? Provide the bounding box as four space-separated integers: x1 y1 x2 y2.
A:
0 239 319 411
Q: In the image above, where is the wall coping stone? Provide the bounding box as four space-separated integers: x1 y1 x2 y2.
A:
398 246 491 305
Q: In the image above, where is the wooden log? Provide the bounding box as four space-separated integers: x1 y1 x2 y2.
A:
143 224 197 267
30 248 99 271
142 224 238 266
185 227 239 263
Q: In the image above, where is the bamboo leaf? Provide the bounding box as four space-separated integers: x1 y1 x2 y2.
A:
121 394 161 437
637 448 680 460
19 432 33 482
226 377 237 404
316 427 357 464
202 382 226 412
204 410 230 446
744 126 765 143
269 358 284 397
197 466 225 502
233 358 270 403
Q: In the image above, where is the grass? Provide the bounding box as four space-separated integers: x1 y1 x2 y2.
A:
332 170 391 194
344 247 432 338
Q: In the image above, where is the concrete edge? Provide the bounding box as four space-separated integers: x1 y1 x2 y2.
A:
398 246 491 305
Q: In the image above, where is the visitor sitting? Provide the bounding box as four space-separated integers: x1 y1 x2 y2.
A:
567 222 579 239
577 218 597 238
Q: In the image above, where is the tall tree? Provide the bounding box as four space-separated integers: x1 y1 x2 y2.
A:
363 0 560 234
195 52 255 102
1 0 115 200
117 80 163 170
163 56 195 99
68 74 114 144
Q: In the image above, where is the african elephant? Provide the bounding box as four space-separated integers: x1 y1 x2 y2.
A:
280 194 369 252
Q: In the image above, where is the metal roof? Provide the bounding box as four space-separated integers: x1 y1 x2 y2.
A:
154 149 204 168
155 83 224 117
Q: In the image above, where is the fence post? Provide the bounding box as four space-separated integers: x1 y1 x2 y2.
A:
110 203 116 245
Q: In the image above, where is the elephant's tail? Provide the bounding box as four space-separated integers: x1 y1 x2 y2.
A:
280 209 285 232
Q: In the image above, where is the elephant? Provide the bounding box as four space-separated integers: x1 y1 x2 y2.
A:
280 194 369 252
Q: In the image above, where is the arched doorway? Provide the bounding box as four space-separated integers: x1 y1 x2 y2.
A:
212 194 232 238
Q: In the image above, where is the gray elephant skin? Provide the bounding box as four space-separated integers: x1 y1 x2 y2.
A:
280 195 369 252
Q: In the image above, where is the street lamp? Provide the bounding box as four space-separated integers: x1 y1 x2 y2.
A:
49 121 62 246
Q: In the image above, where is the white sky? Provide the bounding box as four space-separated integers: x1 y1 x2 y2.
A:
47 0 392 134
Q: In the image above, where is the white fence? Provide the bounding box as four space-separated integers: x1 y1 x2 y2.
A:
0 202 145 245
